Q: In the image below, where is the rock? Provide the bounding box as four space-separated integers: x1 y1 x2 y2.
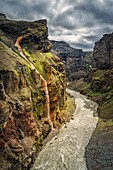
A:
51 40 84 81
0 15 52 52
78 32 113 169
51 40 93 81
0 14 66 170
93 33 113 69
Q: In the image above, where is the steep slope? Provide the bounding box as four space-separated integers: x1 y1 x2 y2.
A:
0 14 67 170
51 40 86 81
79 33 113 170
51 40 93 81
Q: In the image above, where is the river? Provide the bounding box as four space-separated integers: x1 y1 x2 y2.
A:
31 89 98 170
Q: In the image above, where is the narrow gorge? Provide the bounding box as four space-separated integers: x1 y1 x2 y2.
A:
1 13 113 170
31 89 98 170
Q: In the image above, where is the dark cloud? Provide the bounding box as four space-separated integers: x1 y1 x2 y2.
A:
0 0 113 50
83 35 99 42
73 0 113 25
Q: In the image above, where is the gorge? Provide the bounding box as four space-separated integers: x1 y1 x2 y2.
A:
68 33 113 169
1 13 113 170
31 89 98 170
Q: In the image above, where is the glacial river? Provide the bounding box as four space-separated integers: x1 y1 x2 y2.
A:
31 89 98 170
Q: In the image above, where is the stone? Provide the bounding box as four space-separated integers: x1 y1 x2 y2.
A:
51 40 93 81
78 32 113 170
0 14 66 170
93 33 113 69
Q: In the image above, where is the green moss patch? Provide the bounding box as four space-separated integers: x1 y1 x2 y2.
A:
96 118 113 132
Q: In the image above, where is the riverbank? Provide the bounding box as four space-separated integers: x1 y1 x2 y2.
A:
31 89 98 170
29 92 75 168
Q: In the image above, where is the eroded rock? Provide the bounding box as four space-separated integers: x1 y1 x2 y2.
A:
0 14 66 170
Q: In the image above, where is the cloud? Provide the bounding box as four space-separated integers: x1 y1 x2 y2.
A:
0 0 113 50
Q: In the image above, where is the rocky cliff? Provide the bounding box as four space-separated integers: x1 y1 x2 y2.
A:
77 33 113 170
93 33 113 69
0 14 67 170
51 40 90 81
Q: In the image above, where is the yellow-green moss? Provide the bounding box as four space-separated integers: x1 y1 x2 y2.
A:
66 94 75 114
23 48 46 77
99 97 113 118
96 118 113 132
12 69 19 77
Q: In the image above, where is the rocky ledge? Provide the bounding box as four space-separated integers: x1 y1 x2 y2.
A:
0 14 68 170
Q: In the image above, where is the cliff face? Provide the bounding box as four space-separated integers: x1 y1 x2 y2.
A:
78 33 113 169
0 14 67 170
93 33 113 69
51 40 88 81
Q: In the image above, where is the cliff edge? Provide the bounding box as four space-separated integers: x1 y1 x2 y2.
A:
80 33 113 170
0 14 67 170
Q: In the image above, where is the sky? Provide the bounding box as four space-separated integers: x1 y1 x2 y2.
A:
1 0 113 51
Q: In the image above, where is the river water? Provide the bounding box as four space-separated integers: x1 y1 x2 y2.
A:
31 89 98 170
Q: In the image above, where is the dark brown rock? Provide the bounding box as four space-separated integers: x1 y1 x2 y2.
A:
0 14 52 52
79 32 113 170
51 40 84 81
93 33 113 69
0 14 66 170
51 40 93 81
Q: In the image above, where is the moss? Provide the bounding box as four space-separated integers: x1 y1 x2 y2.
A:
23 48 31 58
66 94 75 114
33 103 46 119
96 118 113 132
56 94 75 126
93 69 106 78
23 48 46 77
87 91 102 97
12 69 19 77
81 83 91 94
35 135 44 150
99 97 113 118
53 112 57 127
20 87 31 100
23 65 36 90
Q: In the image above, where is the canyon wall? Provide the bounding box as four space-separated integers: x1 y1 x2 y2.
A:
80 33 113 170
0 14 67 170
51 40 93 81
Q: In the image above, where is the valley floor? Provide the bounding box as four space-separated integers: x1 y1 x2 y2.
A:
31 89 98 170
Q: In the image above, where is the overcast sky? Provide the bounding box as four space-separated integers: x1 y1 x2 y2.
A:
1 0 113 51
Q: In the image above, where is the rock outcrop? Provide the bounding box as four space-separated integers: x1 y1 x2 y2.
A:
51 40 90 81
67 32 113 170
0 14 67 170
93 33 113 69
74 33 113 170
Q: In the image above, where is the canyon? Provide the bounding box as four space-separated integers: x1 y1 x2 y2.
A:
51 40 93 81
0 12 113 170
69 33 113 169
31 89 98 170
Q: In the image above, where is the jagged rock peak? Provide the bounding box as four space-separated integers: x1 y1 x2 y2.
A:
51 40 87 81
51 40 83 55
93 32 113 69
